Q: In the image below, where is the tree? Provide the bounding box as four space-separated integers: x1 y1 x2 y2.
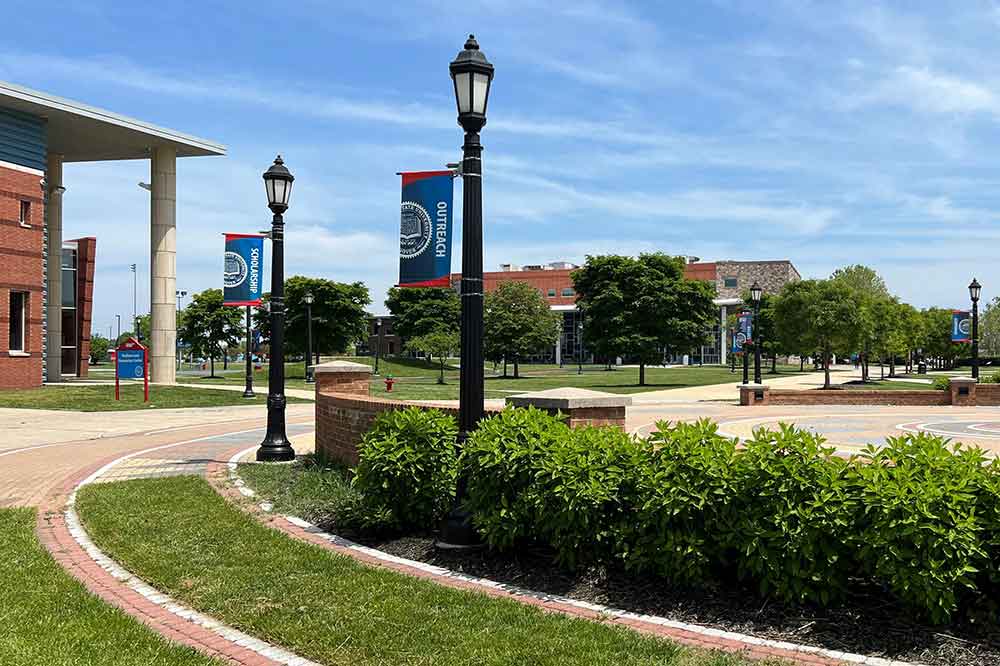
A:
252 277 371 359
385 287 460 341
116 314 150 346
483 280 560 378
407 330 460 384
573 253 716 385
179 289 243 377
773 279 862 388
830 264 889 299
981 297 1000 357
89 334 111 364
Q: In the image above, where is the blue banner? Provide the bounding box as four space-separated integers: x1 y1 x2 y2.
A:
398 171 454 287
732 312 753 353
223 234 265 305
952 310 971 343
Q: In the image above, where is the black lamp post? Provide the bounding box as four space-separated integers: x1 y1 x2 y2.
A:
750 281 763 385
256 155 296 462
970 278 981 380
439 35 494 548
577 320 584 375
304 292 315 384
374 318 382 375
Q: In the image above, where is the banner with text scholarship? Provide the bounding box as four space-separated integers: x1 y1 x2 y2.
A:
223 233 265 306
732 311 753 353
952 310 971 343
398 170 454 288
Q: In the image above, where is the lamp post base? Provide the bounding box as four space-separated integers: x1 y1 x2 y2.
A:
436 507 481 550
242 389 255 398
256 436 295 462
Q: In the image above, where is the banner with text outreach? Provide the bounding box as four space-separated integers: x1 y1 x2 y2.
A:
398 171 454 287
952 310 971 343
223 234 265 306
732 312 753 353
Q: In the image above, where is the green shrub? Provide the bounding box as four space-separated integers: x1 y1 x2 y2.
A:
618 420 737 583
726 424 861 605
982 371 1000 385
352 407 458 530
857 433 989 623
932 376 950 390
461 406 571 551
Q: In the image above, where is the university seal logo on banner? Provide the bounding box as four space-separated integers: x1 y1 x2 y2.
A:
399 201 433 259
224 251 249 288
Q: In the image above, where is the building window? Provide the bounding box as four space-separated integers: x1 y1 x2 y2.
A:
19 201 31 227
561 287 575 297
723 277 738 288
9 291 27 352
547 288 556 297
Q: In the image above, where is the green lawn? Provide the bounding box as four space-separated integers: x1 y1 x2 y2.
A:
0 507 220 666
77 476 769 666
0 384 308 411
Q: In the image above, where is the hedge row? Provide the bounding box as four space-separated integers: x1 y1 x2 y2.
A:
351 406 1000 624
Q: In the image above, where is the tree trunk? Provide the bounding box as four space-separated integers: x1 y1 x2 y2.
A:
503 357 508 378
209 354 216 378
513 357 519 379
438 358 445 385
824 351 831 389
639 362 646 386
800 356 805 371
771 354 777 374
223 352 228 371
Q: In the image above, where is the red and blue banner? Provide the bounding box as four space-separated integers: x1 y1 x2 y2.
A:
398 170 454 287
732 312 753 353
223 233 265 306
952 310 971 343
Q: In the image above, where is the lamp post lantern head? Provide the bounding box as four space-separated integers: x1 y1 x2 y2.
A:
376 317 382 330
303 292 314 305
450 34 494 133
263 155 294 214
970 278 982 303
750 281 763 304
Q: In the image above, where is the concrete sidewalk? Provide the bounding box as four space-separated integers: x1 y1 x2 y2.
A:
630 367 863 404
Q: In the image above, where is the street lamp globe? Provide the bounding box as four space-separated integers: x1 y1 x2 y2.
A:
969 278 982 303
263 155 294 213
450 34 494 133
303 292 314 305
750 281 763 304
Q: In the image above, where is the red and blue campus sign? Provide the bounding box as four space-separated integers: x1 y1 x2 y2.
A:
732 312 753 353
223 233 265 306
952 310 971 343
114 337 149 402
398 170 454 288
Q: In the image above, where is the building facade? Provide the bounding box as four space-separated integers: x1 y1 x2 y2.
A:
448 258 801 366
0 81 224 389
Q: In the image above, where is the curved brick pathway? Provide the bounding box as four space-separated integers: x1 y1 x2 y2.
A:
18 409 921 666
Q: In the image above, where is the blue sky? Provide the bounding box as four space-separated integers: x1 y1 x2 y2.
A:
3 1 1000 332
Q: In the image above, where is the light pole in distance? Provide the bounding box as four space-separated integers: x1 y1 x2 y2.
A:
750 281 763 384
256 155 296 462
304 292 315 384
970 278 982 380
577 320 584 375
374 317 382 375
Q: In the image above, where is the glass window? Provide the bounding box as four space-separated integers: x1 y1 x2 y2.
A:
561 287 575 297
61 309 76 348
61 269 76 307
723 277 738 288
547 288 556 297
8 291 26 351
61 248 77 269
19 201 31 227
61 346 77 376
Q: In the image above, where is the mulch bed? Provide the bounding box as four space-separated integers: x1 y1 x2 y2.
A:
320 520 1000 666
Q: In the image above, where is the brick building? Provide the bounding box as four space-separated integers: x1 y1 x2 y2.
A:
0 81 224 389
448 258 801 365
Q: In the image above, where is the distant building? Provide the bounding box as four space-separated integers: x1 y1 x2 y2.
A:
359 315 401 357
449 258 801 365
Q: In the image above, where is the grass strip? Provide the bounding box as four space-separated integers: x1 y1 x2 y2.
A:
77 476 772 666
0 384 309 411
0 507 220 665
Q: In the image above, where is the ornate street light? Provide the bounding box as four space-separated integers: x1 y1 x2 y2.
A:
970 278 982 380
577 320 584 375
304 292 315 384
256 156 295 462
439 35 495 548
374 317 383 376
750 281 763 385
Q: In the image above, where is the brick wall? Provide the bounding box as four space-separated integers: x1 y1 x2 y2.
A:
767 389 950 406
0 165 44 389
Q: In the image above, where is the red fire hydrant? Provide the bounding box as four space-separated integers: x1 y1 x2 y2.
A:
384 376 395 392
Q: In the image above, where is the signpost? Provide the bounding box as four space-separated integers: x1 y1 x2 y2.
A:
115 337 149 402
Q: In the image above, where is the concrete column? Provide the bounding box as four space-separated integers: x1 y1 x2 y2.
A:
150 146 177 384
45 153 64 382
719 305 728 365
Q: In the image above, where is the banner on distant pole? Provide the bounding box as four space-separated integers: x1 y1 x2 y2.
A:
952 310 971 343
732 312 753 353
223 233 265 306
397 170 454 288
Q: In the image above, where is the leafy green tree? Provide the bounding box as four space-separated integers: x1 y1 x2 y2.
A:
920 307 966 369
573 253 716 385
178 289 243 377
981 297 1000 357
407 330 460 384
830 264 889 298
385 287 460 342
89 334 111 364
773 279 862 388
484 280 560 378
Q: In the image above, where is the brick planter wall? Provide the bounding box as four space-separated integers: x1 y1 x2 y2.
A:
767 389 950 406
